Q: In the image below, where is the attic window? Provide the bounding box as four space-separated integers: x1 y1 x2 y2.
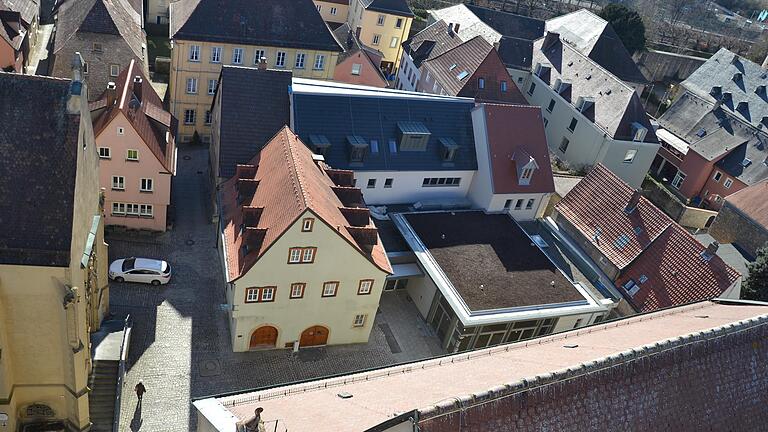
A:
370 140 379 153
347 135 368 162
456 70 469 80
639 274 648 284
439 138 458 161
309 134 331 155
397 122 430 152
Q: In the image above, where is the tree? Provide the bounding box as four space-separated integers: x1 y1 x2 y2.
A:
742 246 768 302
599 3 647 54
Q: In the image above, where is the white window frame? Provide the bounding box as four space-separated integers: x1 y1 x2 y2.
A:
211 46 222 63
245 288 259 302
372 34 381 46
290 283 305 299
110 64 120 77
126 149 139 161
322 282 338 297
140 178 153 192
295 52 305 69
672 171 686 189
390 36 399 48
118 127 124 135
302 248 315 263
186 77 198 94
254 49 266 65
289 248 302 263
140 204 153 217
112 202 126 215
112 176 125 190
358 280 373 295
353 314 367 327
313 54 325 70
276 51 286 67
330 6 337 15
260 287 275 302
713 171 722 182
377 14 385 25
232 47 244 64
208 79 217 95
99 147 111 159
189 45 200 62
351 63 362 75
724 178 733 188
126 203 140 216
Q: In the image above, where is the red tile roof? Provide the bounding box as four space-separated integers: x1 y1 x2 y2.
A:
91 59 176 173
480 103 555 194
220 126 392 282
616 225 741 312
724 179 768 229
555 164 671 269
557 164 741 312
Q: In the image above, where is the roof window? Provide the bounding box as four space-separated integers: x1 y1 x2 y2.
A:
397 122 430 152
347 135 368 162
309 134 331 155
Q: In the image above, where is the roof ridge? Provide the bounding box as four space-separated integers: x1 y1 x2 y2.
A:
0 71 71 83
558 39 635 93
423 35 490 64
282 127 308 209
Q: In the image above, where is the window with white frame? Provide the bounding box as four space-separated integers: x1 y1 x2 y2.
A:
295 53 305 68
367 178 376 189
112 176 125 190
189 45 200 61
713 171 722 182
232 47 243 64
352 314 367 327
358 279 373 295
254 49 266 64
302 248 315 262
184 109 196 125
186 77 198 94
126 149 139 161
244 287 275 303
126 203 140 215
351 63 362 75
372 34 381 45
112 202 125 215
316 4 320 11
245 287 260 303
208 79 217 95
140 178 153 192
390 36 399 48
110 64 120 77
260 286 275 302
290 283 305 299
140 204 153 217
118 127 124 135
377 14 385 25
288 248 301 263
331 6 337 15
302 218 314 232
276 51 286 67
211 46 222 63
99 147 111 159
526 198 535 210
205 110 212 125
313 54 325 70
288 247 316 263
672 171 686 189
322 281 339 297
724 178 733 188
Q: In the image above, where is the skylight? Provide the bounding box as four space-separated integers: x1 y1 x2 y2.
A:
613 234 631 250
742 158 752 167
449 63 457 70
696 128 706 138
456 71 469 80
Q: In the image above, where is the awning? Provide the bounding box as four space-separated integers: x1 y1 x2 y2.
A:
656 128 689 155
387 263 424 279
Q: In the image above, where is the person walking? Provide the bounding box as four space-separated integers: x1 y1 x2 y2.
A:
134 381 146 402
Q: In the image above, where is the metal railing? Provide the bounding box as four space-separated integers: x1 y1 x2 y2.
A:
112 314 133 432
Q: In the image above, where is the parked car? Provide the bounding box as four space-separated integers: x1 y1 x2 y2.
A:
109 257 171 285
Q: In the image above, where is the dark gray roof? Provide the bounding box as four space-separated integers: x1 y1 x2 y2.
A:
53 0 143 59
466 4 543 41
497 36 534 70
0 73 79 267
1 0 38 26
546 9 646 85
534 35 657 142
402 20 464 68
658 92 768 185
291 81 477 172
681 48 768 131
216 66 292 179
361 0 413 17
170 0 343 52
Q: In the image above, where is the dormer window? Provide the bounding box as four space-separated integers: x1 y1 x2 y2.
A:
347 135 368 162
439 138 458 162
397 122 430 152
309 134 331 155
521 167 533 180
514 151 538 186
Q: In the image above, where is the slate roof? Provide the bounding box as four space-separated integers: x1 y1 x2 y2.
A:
91 59 176 173
53 0 144 60
170 0 342 52
402 20 463 68
403 211 583 311
724 180 768 229
0 73 80 267
658 91 768 185
0 6 27 51
215 66 292 179
534 35 657 142
681 48 768 131
219 126 391 281
428 4 544 69
290 79 478 172
1 0 37 27
546 9 646 84
478 104 555 194
361 0 412 17
557 164 740 312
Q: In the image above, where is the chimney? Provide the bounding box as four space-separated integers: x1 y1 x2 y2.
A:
339 207 370 227
453 23 460 33
133 76 143 103
331 186 364 207
448 23 454 35
257 56 267 70
542 32 560 51
624 189 641 214
67 52 85 114
106 82 117 106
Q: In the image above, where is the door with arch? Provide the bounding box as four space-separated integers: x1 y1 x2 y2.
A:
299 325 328 347
249 326 278 350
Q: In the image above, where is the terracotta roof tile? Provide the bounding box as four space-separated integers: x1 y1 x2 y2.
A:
481 103 555 194
220 126 391 281
555 164 671 269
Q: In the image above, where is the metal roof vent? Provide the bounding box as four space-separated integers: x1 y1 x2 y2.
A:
337 392 353 399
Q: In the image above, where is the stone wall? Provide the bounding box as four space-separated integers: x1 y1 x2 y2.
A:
710 203 768 259
633 49 707 83
416 316 768 431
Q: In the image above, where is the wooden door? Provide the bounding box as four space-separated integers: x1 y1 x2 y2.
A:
249 326 278 349
299 326 328 347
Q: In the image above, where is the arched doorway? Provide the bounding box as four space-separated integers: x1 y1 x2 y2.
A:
299 325 328 347
249 326 278 350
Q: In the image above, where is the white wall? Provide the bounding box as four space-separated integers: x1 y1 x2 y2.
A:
405 275 437 319
507 68 529 92
355 170 475 205
552 311 605 333
522 73 659 188
396 53 420 91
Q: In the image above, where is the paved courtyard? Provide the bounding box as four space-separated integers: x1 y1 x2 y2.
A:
110 146 443 431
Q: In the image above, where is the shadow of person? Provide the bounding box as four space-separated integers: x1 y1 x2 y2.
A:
130 400 143 431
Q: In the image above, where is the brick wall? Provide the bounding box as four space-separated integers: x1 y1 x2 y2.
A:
710 202 768 259
416 320 768 431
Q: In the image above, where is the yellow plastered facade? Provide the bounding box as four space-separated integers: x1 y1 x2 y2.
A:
348 0 412 71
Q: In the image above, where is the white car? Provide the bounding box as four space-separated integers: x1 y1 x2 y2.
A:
109 257 171 285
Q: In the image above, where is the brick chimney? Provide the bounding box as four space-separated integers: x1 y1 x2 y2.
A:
106 82 117 106
133 76 143 102
624 189 642 214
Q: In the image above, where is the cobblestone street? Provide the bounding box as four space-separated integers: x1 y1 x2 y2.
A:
110 145 443 431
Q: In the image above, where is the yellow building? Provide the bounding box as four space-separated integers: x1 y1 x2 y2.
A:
313 0 349 24
0 57 109 431
348 0 413 73
218 127 391 352
168 0 342 141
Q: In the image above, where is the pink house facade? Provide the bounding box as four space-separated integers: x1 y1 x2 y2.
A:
91 59 177 231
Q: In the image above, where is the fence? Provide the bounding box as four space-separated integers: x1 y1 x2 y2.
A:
112 315 133 432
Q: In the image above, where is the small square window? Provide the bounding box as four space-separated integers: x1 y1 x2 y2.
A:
302 247 315 263
118 127 124 135
245 287 259 303
110 64 120 77
302 218 314 232
260 287 275 302
367 178 376 189
111 176 125 190
503 199 512 209
713 171 722 182
358 279 373 295
99 147 111 159
140 178 153 192
322 281 339 297
140 204 153 217
351 63 362 75
724 178 733 188
568 118 578 132
127 149 139 161
623 149 637 164
112 202 125 215
353 314 367 327
288 248 301 263
384 178 393 188
290 283 305 299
